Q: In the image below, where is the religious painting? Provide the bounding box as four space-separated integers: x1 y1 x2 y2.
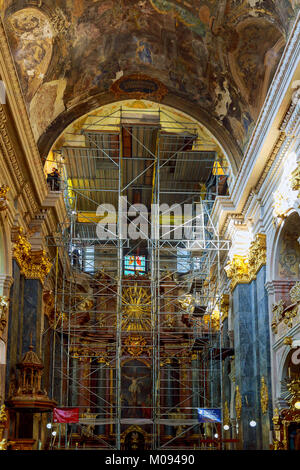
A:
121 358 152 420
5 7 54 102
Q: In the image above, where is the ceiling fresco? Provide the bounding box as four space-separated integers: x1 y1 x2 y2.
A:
2 0 299 160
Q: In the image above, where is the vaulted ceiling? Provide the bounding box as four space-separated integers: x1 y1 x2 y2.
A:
3 0 299 167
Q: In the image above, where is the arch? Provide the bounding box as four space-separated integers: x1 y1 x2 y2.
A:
278 346 300 399
274 212 300 281
38 92 242 176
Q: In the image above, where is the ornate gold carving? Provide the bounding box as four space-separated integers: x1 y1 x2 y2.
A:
0 184 9 212
283 306 298 328
260 377 269 414
122 283 151 332
283 336 293 346
273 189 289 219
225 255 250 290
13 228 52 284
290 160 300 196
110 74 168 102
220 294 229 320
0 404 7 450
124 335 147 357
223 400 230 427
235 385 242 420
290 282 300 304
0 405 7 426
0 296 9 337
248 234 266 281
273 407 280 426
271 299 285 334
287 378 300 410
178 294 195 315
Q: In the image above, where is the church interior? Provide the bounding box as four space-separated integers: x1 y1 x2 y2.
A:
0 0 299 451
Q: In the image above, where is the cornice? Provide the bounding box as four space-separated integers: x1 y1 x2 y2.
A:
0 19 48 207
213 12 300 238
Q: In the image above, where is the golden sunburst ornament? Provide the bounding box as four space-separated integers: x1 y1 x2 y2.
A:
122 283 152 332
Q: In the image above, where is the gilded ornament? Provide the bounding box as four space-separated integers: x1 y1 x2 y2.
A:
0 184 9 212
248 234 266 281
283 336 293 346
220 294 229 320
223 400 230 427
0 405 7 425
0 439 7 450
0 296 9 336
290 161 300 195
122 283 151 332
178 294 195 315
290 282 300 304
225 255 250 290
13 229 52 284
124 335 147 357
287 378 300 409
271 299 285 334
235 385 242 420
260 377 269 414
272 408 280 426
273 189 289 219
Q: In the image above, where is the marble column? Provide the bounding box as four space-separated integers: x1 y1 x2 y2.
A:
6 260 23 396
0 274 13 404
233 281 260 450
255 266 272 449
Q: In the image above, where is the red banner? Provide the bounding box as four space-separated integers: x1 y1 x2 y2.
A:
53 407 79 423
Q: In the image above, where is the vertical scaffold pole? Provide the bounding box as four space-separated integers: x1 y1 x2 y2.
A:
116 107 123 450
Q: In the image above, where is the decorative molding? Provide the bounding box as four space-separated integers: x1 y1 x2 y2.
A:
110 74 168 102
12 227 52 284
0 19 48 206
0 184 9 212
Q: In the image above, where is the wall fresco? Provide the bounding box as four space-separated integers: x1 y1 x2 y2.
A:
3 0 299 153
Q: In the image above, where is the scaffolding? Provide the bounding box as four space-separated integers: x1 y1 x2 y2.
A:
47 105 230 450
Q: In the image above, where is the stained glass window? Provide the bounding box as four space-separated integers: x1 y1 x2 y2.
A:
124 255 146 275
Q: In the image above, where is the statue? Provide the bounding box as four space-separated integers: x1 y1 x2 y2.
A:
123 374 147 404
0 439 7 450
